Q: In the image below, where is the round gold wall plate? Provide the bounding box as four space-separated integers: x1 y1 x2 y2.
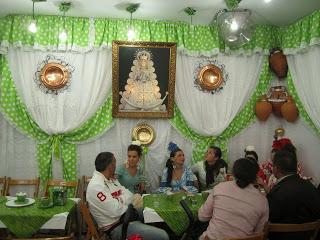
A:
132 123 155 146
197 64 223 91
40 63 70 90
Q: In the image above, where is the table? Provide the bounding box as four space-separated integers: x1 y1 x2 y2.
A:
0 197 77 238
143 193 208 235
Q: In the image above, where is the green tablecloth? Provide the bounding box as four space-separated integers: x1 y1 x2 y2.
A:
143 193 207 235
0 197 75 238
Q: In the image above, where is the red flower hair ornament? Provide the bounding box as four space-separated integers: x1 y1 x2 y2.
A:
272 138 292 151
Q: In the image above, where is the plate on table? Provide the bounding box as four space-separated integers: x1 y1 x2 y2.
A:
6 198 35 208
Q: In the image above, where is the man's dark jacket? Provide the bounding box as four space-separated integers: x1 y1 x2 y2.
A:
267 174 320 240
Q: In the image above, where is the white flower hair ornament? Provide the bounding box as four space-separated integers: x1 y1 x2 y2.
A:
132 140 141 146
245 145 255 152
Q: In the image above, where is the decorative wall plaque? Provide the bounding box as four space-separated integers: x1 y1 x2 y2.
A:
194 59 228 95
132 123 155 146
35 55 75 95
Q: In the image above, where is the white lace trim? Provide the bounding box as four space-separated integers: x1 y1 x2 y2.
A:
1 41 269 57
283 37 320 55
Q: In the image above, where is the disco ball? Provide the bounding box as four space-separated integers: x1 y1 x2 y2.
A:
216 9 255 47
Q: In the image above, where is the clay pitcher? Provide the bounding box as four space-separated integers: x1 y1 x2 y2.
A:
255 95 272 121
269 48 288 79
281 96 299 122
268 86 287 117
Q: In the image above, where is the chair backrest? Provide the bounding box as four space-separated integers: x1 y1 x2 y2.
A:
44 179 79 198
180 199 195 225
5 177 40 198
0 176 6 196
268 220 320 240
11 235 74 240
224 235 264 240
81 175 92 202
79 200 104 240
222 222 268 240
179 199 195 240
121 204 135 240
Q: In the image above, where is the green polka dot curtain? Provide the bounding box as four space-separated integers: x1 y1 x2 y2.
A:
0 56 113 186
0 11 320 181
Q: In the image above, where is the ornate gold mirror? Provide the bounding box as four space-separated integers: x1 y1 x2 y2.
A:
40 63 70 90
197 64 223 91
132 123 155 146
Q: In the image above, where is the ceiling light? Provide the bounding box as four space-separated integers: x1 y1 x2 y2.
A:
28 19 37 33
264 0 272 3
28 0 37 33
126 4 140 41
127 28 136 41
59 30 67 42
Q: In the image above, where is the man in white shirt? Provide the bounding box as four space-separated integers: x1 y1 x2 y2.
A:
87 152 169 240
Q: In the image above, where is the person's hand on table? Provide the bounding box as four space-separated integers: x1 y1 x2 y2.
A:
133 193 143 209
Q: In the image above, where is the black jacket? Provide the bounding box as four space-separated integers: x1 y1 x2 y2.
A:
267 174 320 240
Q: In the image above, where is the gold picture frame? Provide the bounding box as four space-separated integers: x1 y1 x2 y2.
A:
112 40 177 118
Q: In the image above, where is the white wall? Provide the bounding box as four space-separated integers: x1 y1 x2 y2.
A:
228 114 320 185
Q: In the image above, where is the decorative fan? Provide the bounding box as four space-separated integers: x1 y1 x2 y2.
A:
216 8 255 47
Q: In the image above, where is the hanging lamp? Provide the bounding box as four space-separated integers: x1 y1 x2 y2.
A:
58 2 71 42
126 3 140 41
28 0 45 33
184 7 197 27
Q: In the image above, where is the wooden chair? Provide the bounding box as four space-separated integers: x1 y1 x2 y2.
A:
44 179 79 198
81 175 92 202
224 235 264 240
179 199 210 240
79 200 134 240
10 235 74 240
5 177 40 198
225 222 268 240
268 220 320 240
180 199 196 240
79 200 106 240
0 176 6 196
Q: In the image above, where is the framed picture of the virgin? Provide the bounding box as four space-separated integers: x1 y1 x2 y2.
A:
112 40 177 118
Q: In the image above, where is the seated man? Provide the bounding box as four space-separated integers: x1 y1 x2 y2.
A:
86 152 169 240
267 150 320 240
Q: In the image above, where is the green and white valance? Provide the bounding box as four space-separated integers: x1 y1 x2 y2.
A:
0 15 277 56
279 10 320 54
0 15 92 53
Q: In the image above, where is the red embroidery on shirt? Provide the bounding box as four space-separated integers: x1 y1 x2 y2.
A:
97 192 106 201
111 190 122 198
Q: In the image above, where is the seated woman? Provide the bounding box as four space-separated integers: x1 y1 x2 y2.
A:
158 143 198 194
191 146 228 191
198 158 269 240
116 144 145 194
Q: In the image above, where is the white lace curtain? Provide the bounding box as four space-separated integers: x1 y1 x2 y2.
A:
286 46 320 130
7 49 112 134
175 52 264 136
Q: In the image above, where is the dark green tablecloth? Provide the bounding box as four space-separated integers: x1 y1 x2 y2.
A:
143 193 207 235
0 197 75 238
